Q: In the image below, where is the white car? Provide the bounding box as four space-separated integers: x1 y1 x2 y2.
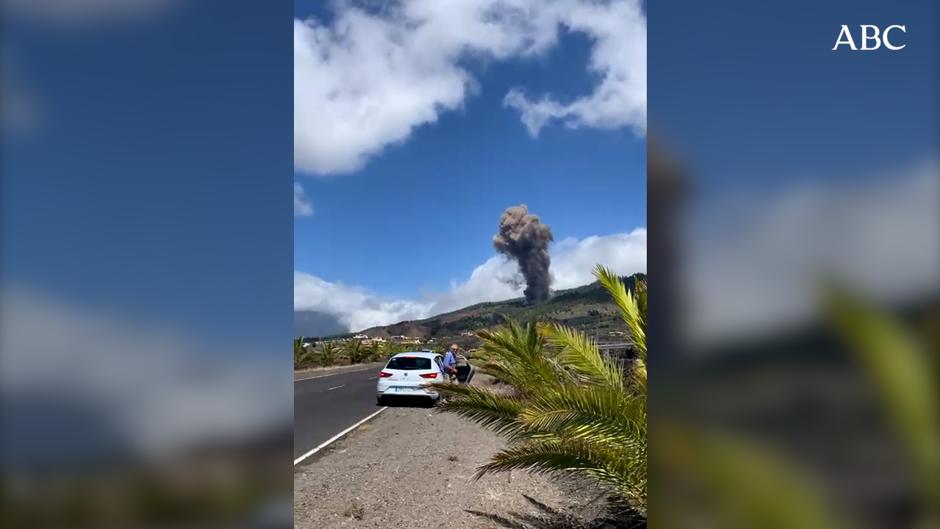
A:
376 352 446 405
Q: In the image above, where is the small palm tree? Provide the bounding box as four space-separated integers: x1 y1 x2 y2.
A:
294 338 314 369
345 340 374 364
375 340 392 360
318 342 338 366
433 265 648 515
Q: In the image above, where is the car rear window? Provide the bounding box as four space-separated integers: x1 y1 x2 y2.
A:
386 356 432 370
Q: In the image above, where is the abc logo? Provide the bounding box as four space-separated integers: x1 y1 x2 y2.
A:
833 25 907 51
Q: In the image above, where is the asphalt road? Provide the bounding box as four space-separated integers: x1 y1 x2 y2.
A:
293 365 386 460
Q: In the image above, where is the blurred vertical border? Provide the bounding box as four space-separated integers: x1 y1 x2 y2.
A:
648 1 939 528
1 1 294 528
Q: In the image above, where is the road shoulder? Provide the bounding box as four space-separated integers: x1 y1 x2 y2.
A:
294 387 602 528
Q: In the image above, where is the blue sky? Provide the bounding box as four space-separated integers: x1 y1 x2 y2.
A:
1 0 293 465
650 0 937 190
294 0 648 332
648 0 939 342
3 0 293 349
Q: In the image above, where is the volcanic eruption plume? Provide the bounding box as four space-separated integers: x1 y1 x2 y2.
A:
493 205 554 303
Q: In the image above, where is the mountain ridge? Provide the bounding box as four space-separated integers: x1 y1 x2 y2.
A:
300 273 645 348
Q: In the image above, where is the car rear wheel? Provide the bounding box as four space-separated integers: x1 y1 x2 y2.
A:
376 395 387 406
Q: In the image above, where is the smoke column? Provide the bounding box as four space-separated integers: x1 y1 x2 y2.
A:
493 205 554 303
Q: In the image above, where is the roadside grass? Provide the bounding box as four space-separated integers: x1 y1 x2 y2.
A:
294 339 417 370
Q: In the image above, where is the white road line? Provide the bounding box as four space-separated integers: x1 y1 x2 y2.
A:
327 384 345 391
293 407 388 466
369 376 378 380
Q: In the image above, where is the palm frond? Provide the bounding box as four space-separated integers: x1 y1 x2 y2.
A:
656 422 848 529
476 438 646 515
431 382 529 438
545 323 625 391
520 385 645 447
476 321 567 394
827 286 940 508
594 265 646 361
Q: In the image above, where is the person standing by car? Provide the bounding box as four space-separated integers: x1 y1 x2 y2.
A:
455 349 475 384
443 344 459 381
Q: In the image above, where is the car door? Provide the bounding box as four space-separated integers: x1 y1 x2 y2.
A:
433 355 445 379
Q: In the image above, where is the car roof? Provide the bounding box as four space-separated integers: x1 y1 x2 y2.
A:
390 351 439 359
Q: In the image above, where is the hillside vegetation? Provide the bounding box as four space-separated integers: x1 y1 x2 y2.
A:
339 274 646 349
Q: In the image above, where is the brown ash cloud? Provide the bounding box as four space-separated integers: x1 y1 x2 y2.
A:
493 204 554 303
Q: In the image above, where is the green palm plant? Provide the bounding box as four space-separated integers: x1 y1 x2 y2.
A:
318 341 339 366
653 286 940 529
433 265 648 515
375 340 398 360
294 338 314 369
345 340 374 364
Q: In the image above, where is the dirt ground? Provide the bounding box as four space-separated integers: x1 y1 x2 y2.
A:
293 384 606 528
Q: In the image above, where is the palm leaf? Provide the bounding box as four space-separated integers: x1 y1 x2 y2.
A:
545 322 625 391
655 423 849 529
477 438 646 515
827 286 940 510
594 265 646 361
432 382 529 438
520 385 645 447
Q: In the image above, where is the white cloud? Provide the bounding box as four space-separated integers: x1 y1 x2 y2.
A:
551 229 647 289
293 0 646 175
0 287 290 459
684 161 940 347
294 272 435 331
294 229 646 331
294 183 314 217
503 1 646 137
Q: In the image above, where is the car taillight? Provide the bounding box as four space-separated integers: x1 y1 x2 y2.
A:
419 372 438 379
379 371 393 378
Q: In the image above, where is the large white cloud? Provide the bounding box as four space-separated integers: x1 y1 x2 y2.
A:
551 230 647 289
0 287 290 459
503 1 646 137
684 161 940 346
294 0 646 175
294 272 435 332
294 229 646 331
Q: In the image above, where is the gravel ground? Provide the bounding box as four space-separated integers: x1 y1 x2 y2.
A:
294 380 604 528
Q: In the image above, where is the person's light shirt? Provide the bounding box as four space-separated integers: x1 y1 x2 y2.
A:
443 351 457 370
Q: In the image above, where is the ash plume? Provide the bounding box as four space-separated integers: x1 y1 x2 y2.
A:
493 205 554 303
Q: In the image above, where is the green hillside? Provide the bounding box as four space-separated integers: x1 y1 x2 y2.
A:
341 273 645 350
